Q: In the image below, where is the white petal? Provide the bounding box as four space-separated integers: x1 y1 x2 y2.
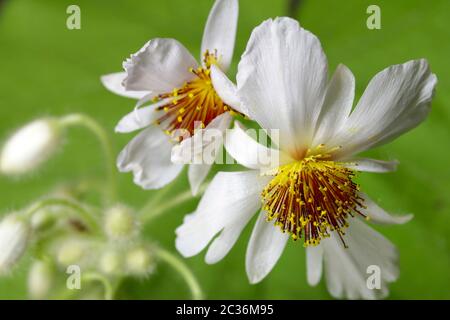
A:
210 65 247 115
342 158 399 173
333 59 437 158
101 72 149 99
322 218 399 299
171 113 231 165
201 0 239 71
117 126 183 190
176 171 268 258
224 121 291 170
188 163 212 196
123 39 197 92
360 193 413 225
237 17 328 155
115 97 170 133
313 64 355 146
246 211 289 284
205 212 253 264
306 245 323 286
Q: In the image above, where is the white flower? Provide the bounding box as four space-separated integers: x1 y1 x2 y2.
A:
0 214 31 274
176 17 437 299
0 119 62 175
101 0 242 194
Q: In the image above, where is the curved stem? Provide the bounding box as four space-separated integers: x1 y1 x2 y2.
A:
140 184 207 224
60 113 118 205
155 247 204 300
25 198 100 233
82 272 115 300
138 181 177 216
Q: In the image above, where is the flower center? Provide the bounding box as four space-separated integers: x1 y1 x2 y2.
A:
261 154 365 247
155 51 235 140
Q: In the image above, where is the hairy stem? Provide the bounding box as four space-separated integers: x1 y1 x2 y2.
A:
60 113 118 205
25 198 100 233
140 184 206 224
82 272 115 300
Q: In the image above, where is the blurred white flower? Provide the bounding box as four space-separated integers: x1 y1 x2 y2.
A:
0 118 62 175
101 0 243 195
176 18 437 299
0 214 31 274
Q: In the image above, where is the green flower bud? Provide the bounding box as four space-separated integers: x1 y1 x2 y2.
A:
99 249 123 275
104 205 137 240
125 246 155 276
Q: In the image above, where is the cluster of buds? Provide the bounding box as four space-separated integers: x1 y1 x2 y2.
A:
0 116 202 299
0 200 157 299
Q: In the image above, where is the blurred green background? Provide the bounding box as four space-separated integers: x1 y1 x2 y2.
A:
0 0 449 299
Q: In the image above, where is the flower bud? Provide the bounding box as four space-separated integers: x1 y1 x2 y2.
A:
104 205 137 240
56 238 87 267
125 246 155 276
30 208 57 232
0 118 62 175
28 260 54 299
0 214 30 274
99 249 123 275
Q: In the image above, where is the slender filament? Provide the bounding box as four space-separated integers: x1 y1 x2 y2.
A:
262 154 366 247
155 50 237 140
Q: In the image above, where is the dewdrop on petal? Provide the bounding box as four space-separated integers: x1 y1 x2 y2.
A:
125 246 155 276
0 214 31 274
0 118 62 175
104 204 138 240
28 260 54 299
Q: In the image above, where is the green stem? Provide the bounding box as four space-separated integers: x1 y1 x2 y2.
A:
138 181 178 217
82 272 115 300
155 247 204 300
60 113 118 205
25 198 100 233
140 184 206 224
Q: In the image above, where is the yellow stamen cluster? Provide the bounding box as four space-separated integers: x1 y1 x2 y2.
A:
155 50 235 140
261 154 365 247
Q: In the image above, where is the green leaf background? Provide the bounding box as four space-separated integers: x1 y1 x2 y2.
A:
0 0 449 299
